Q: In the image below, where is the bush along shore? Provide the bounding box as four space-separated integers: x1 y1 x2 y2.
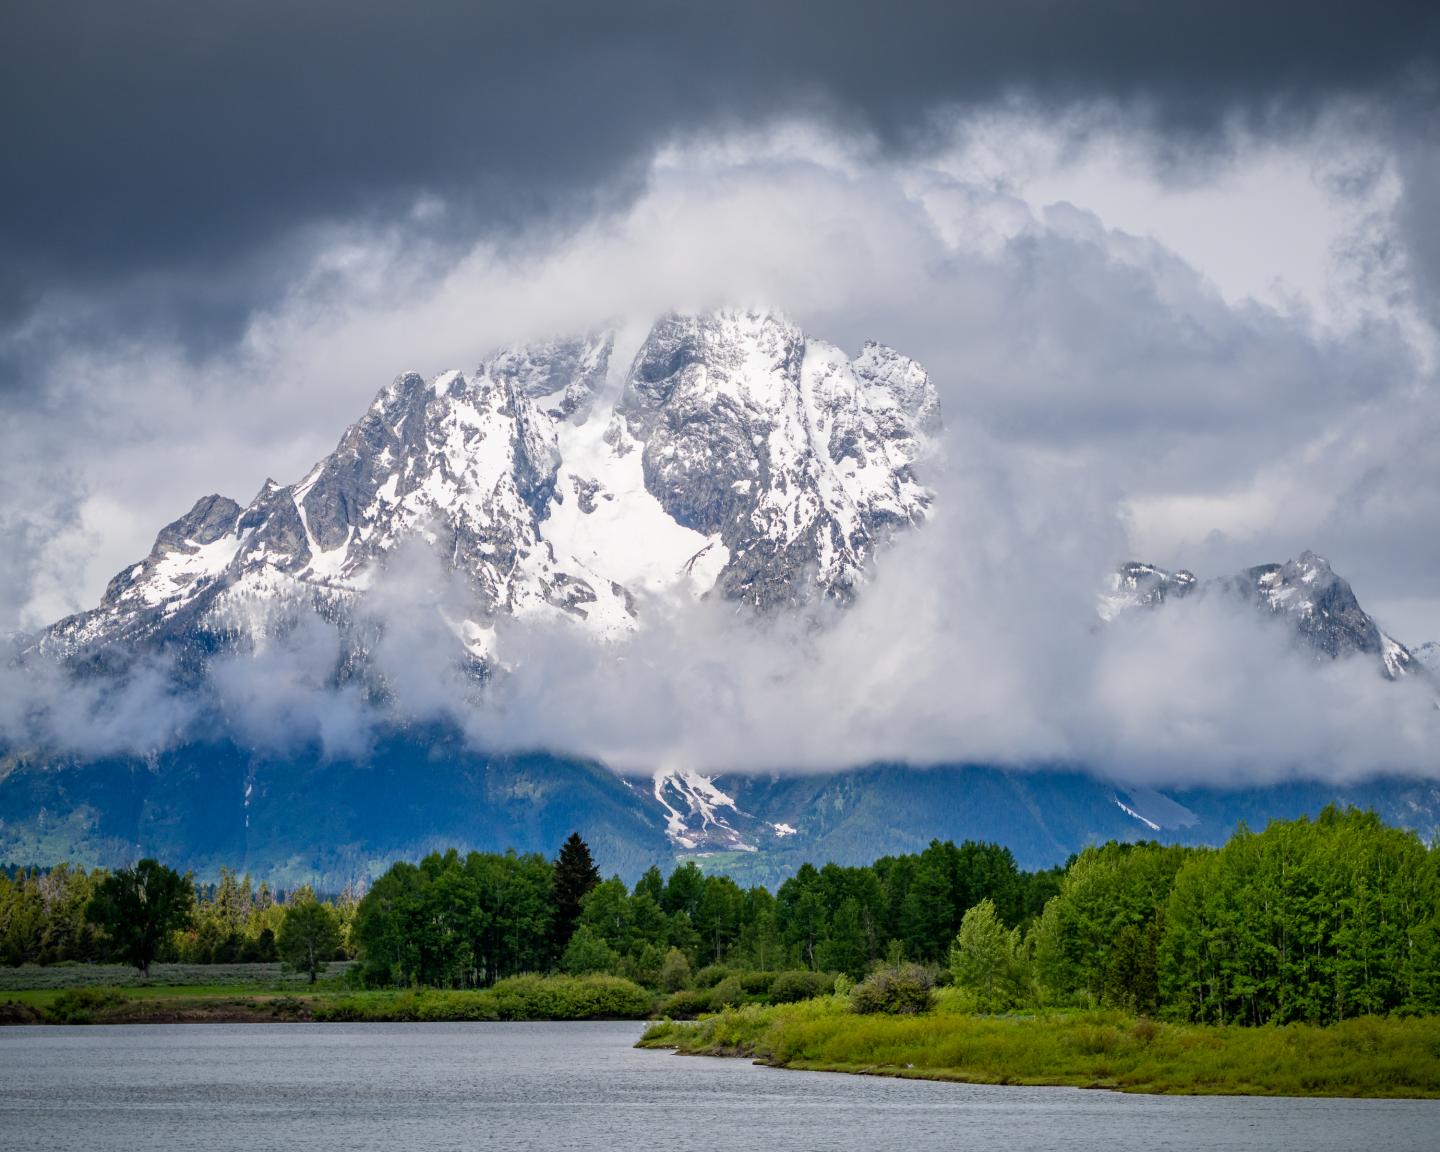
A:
639 994 1440 1098
0 973 656 1026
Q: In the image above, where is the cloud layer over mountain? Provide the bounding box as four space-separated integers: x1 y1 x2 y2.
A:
2 4 1439 784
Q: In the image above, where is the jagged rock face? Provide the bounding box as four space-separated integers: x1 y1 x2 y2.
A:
489 333 613 423
1222 552 1386 661
617 311 936 606
1100 562 1197 620
37 310 941 670
1104 552 1421 681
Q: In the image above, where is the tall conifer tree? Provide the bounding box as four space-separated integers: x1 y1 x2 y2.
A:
552 832 600 952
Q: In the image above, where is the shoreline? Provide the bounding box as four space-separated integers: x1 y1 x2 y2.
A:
636 1004 1440 1100
1 982 658 1026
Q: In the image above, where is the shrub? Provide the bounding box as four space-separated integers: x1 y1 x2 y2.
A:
850 964 935 1015
738 970 777 995
770 970 836 1004
46 986 131 1024
488 973 652 1020
708 975 747 1009
693 964 732 989
657 988 715 1017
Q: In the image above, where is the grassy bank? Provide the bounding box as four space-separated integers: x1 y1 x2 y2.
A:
0 973 655 1025
639 997 1440 1098
0 961 357 992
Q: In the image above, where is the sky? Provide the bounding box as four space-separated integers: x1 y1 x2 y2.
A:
3 2 1440 779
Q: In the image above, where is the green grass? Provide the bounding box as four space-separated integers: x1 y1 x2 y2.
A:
2 982 329 1011
0 962 355 992
639 999 1440 1098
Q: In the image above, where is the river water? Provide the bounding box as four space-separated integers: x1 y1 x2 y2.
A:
0 1021 1435 1151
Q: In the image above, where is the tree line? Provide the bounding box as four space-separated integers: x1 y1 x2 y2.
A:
347 834 1059 988
1 860 349 982
5 808 1439 1023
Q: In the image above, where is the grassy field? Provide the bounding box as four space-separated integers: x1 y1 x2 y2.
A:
0 961 356 992
639 996 1440 1098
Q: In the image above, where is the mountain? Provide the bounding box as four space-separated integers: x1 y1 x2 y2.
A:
1102 551 1425 681
5 308 1439 884
0 728 674 888
36 309 938 678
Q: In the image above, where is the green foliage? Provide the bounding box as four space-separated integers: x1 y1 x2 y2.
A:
352 848 554 987
655 969 783 1016
1029 841 1193 1006
850 963 935 1015
277 897 343 984
659 947 692 992
769 969 836 1004
171 869 294 964
552 832 601 952
1160 807 1440 1025
949 898 1025 1012
12 807 1440 1038
312 973 652 1022
45 986 130 1024
642 1003 1440 1098
561 924 620 975
0 865 108 965
85 860 194 976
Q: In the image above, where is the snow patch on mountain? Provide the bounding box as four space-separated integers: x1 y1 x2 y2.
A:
651 769 752 851
1114 796 1161 832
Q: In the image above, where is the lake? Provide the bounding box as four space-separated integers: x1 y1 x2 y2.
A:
0 1021 1436 1151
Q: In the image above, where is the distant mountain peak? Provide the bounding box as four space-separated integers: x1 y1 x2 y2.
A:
1103 555 1423 681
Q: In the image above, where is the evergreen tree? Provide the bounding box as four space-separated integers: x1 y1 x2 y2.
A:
552 833 600 953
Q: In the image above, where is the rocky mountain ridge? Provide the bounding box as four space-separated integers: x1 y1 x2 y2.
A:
37 310 940 675
1102 551 1424 682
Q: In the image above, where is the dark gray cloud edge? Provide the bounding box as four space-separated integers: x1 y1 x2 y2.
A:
3 0 1438 351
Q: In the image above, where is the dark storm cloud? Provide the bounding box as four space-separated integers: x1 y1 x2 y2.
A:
2 0 1438 353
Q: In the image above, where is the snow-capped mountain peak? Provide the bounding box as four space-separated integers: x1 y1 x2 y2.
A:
1102 553 1424 681
39 310 941 670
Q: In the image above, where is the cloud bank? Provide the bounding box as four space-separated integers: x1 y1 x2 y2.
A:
3 9 1440 785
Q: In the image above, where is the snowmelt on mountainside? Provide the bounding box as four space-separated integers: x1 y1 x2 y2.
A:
651 769 750 851
1114 797 1162 832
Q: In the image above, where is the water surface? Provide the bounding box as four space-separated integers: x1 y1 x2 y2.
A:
1 1021 1435 1151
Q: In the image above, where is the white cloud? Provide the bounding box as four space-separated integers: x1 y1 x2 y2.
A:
4 107 1440 781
